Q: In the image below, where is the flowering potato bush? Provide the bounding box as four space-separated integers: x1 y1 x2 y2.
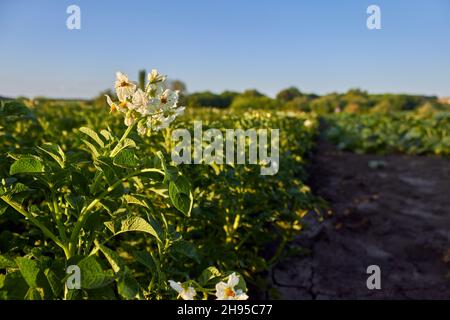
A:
0 71 321 299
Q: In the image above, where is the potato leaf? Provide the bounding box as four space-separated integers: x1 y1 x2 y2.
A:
79 127 105 148
104 216 161 242
169 175 193 216
10 156 44 175
77 256 115 289
113 149 138 168
38 143 65 168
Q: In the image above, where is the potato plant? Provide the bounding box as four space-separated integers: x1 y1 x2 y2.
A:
0 71 251 300
0 72 321 300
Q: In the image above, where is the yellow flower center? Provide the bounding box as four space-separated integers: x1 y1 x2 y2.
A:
224 287 235 297
160 96 168 104
119 101 127 108
119 81 130 87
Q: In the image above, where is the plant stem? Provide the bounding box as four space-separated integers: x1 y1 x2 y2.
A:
52 193 68 243
0 196 70 259
68 168 164 257
110 123 135 157
268 237 287 267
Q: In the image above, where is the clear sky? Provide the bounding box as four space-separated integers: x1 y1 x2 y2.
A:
1 0 449 99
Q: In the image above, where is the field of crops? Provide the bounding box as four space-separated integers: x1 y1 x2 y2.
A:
2 0 450 309
325 111 450 156
2 85 450 300
1 68 450 301
0 91 323 299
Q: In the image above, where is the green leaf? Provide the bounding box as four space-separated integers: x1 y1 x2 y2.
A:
0 271 29 299
198 267 221 286
171 240 200 263
11 182 31 194
0 205 8 216
122 194 149 209
98 199 119 214
100 129 113 142
111 138 137 157
82 139 100 158
132 251 156 272
117 274 139 299
97 244 125 274
0 255 17 268
113 149 138 168
44 269 63 297
96 157 118 185
86 286 117 300
96 245 140 299
122 138 136 149
79 127 105 148
169 175 193 216
156 151 177 183
105 216 161 242
24 287 45 300
15 257 41 288
38 143 65 168
146 214 165 244
65 195 85 214
10 156 44 175
77 256 115 290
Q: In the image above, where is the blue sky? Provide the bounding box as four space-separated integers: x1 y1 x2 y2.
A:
1 0 449 98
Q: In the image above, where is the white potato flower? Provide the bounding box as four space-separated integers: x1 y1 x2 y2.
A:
168 280 197 300
158 89 178 110
156 89 184 115
128 88 149 112
215 273 249 300
105 94 118 113
148 69 166 84
155 114 176 131
115 72 136 102
106 69 184 134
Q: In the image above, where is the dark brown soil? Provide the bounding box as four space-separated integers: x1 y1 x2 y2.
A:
271 138 450 299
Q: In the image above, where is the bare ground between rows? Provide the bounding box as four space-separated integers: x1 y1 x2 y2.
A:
270 138 450 299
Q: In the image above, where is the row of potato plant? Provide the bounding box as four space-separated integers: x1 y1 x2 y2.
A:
0 73 321 299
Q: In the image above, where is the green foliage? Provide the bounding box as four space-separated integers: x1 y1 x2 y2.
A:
325 111 450 155
276 87 303 102
10 156 45 175
0 100 322 300
310 94 342 114
274 88 447 114
168 175 193 216
186 91 238 108
230 95 280 110
167 110 322 281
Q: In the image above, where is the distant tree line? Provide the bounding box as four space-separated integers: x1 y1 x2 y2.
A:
4 70 448 114
174 85 448 114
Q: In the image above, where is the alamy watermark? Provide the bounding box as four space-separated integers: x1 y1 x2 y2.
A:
171 121 279 176
367 5 381 30
66 265 81 289
66 5 81 30
65 5 380 31
366 265 381 290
